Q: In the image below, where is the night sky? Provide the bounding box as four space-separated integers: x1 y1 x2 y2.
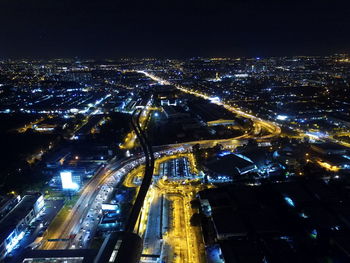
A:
0 0 349 58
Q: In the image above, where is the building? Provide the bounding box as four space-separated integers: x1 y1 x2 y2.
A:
162 105 190 119
205 153 258 180
19 232 142 263
310 143 350 172
311 142 349 155
21 249 97 263
59 170 82 190
0 193 44 259
44 148 70 169
0 195 21 221
188 102 237 127
315 155 350 172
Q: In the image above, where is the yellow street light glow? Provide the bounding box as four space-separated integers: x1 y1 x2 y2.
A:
316 160 340 172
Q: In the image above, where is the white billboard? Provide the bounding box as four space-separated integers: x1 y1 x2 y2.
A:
101 204 119 211
60 171 78 190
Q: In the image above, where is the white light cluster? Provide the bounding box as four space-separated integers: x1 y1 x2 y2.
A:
60 171 79 190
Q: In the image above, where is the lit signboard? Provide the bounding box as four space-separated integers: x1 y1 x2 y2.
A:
276 115 288 121
101 204 119 211
60 171 78 190
209 96 221 103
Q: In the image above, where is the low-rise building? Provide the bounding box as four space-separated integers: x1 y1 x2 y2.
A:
311 142 349 155
0 193 44 259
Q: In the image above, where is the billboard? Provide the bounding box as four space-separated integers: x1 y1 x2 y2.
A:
60 171 79 190
101 203 119 212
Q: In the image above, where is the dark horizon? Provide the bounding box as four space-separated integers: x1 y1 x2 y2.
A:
0 0 349 59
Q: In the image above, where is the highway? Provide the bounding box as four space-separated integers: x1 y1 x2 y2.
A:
137 70 281 142
17 116 46 133
120 99 154 150
40 143 208 253
41 156 145 250
41 164 114 249
329 132 350 148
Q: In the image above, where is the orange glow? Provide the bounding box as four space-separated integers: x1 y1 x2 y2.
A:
316 161 340 172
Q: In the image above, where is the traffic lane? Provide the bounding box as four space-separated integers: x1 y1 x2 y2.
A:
44 149 187 250
71 177 117 248
44 168 113 249
42 159 134 249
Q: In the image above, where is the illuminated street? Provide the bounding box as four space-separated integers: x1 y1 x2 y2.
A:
41 166 118 249
131 154 209 263
41 154 149 250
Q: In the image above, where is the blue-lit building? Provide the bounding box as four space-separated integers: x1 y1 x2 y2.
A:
0 193 44 259
98 203 121 231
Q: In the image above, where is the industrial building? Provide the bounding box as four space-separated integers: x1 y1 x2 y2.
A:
0 193 44 259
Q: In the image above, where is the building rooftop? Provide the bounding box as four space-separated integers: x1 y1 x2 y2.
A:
0 193 41 244
311 142 349 155
205 153 255 177
21 249 97 263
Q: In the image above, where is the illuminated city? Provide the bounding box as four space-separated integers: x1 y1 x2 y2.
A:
1 0 350 263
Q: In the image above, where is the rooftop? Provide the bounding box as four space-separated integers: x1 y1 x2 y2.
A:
0 193 41 244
